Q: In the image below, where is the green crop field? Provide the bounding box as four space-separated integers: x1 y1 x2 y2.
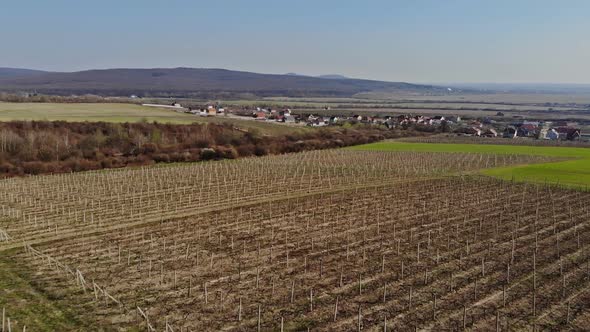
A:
0 102 200 123
350 141 590 188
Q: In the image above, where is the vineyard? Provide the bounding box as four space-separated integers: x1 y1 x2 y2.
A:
398 135 590 148
1 148 589 331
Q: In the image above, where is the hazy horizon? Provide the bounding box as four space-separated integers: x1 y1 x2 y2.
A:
2 0 589 84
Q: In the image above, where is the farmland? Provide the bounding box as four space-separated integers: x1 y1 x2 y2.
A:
0 102 303 135
1 145 589 331
0 102 198 124
351 141 590 188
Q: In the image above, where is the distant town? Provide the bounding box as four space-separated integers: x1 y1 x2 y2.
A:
148 101 588 142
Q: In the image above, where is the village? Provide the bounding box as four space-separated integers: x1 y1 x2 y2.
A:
152 101 589 142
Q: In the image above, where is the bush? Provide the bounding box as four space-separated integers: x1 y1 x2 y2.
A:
254 145 267 156
22 161 46 175
200 148 217 160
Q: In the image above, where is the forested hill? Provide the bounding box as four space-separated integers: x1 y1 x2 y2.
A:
0 67 449 98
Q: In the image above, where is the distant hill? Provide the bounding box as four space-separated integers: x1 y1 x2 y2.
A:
0 68 48 79
287 73 350 79
317 74 349 80
0 67 450 98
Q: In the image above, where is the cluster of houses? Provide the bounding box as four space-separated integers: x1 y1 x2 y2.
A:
166 102 587 141
250 108 296 123
186 105 226 116
501 121 584 141
453 119 585 141
246 112 457 127
397 115 460 126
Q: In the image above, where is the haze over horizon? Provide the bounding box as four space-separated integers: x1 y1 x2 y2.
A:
2 0 589 84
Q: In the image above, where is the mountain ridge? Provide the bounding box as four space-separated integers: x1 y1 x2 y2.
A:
0 67 449 98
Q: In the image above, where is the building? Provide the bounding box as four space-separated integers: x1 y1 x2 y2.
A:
556 127 581 141
456 126 482 136
503 126 517 138
544 128 559 140
255 111 267 120
517 124 539 138
481 128 498 137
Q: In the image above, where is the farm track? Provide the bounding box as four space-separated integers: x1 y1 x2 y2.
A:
0 149 587 331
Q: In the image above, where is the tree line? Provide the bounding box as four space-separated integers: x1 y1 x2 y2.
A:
0 121 422 177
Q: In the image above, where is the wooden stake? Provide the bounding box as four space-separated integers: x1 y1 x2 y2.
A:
257 304 261 332
358 274 362 295
358 305 362 331
238 298 242 322
432 293 437 320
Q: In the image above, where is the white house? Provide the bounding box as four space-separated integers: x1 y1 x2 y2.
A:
545 128 559 140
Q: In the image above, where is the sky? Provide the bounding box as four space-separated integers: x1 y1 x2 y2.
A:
1 0 589 84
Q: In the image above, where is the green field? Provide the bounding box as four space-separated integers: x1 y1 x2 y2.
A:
0 102 200 123
0 102 305 135
350 141 590 188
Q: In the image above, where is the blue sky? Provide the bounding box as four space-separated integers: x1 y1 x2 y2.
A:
1 0 589 83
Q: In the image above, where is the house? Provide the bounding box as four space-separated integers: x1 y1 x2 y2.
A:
284 115 295 123
544 128 559 140
207 108 217 116
255 111 267 120
470 120 483 128
503 126 517 139
517 124 539 138
431 116 445 125
555 127 581 141
329 116 340 124
456 126 481 136
307 116 327 127
481 128 498 137
278 109 291 117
